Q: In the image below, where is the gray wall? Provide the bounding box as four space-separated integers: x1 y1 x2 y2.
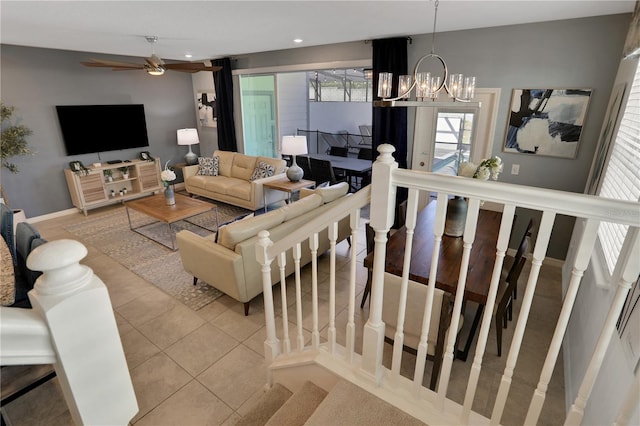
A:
0 45 198 217
405 14 630 260
563 54 640 426
232 14 631 260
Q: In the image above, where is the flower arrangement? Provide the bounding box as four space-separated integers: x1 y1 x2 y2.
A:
458 156 503 181
160 161 176 187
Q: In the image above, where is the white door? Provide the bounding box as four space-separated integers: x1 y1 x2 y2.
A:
411 88 501 208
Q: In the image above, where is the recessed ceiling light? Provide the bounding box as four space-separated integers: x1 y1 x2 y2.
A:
185 53 193 58
293 38 303 44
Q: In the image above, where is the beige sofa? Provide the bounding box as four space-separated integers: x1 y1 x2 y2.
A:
176 183 352 315
183 150 288 211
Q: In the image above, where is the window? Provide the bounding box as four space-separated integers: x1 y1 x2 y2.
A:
433 111 475 175
597 61 640 273
308 69 372 102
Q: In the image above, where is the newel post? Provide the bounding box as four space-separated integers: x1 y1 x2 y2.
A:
26 239 137 426
361 144 397 383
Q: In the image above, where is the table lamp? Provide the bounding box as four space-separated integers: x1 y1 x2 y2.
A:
281 135 308 182
177 128 200 165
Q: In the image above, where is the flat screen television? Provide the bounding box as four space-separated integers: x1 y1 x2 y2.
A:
56 104 150 156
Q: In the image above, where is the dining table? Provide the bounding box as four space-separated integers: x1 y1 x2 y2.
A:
301 153 372 190
363 201 502 361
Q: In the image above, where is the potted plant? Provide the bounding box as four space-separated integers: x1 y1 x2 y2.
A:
119 166 130 179
104 169 113 182
1 103 33 228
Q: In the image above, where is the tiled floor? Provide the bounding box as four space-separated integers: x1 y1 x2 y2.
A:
1 205 565 425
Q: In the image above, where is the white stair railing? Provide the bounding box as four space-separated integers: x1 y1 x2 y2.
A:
0 239 138 425
256 144 640 425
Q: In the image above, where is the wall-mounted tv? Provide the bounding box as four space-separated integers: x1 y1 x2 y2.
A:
56 104 150 156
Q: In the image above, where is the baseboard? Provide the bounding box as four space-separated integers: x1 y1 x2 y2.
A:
26 208 79 223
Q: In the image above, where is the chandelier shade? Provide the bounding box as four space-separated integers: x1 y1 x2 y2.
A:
375 0 478 106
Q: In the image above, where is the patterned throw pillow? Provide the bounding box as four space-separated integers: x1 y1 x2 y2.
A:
250 161 275 181
197 156 219 176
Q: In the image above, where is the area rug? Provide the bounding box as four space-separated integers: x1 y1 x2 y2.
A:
64 202 252 311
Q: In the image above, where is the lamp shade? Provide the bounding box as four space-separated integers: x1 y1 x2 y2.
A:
281 136 308 156
177 128 200 146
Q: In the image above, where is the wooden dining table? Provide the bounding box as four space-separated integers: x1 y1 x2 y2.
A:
363 201 502 360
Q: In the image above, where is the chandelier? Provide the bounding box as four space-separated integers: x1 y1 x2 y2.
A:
375 0 477 106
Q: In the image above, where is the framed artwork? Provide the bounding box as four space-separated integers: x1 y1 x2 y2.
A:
503 88 592 158
197 91 216 128
585 83 626 195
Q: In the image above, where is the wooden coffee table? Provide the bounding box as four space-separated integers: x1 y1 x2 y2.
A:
125 193 218 250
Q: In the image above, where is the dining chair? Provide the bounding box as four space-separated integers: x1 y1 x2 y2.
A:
329 146 348 157
349 148 373 190
297 155 313 182
381 271 463 390
328 146 349 182
309 157 345 187
494 218 533 356
357 147 373 160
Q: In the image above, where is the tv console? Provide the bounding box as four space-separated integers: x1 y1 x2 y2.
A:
64 158 162 215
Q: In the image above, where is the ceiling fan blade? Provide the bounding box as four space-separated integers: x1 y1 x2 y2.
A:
164 63 222 72
81 59 144 69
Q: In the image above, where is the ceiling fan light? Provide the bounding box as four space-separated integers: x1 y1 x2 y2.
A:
147 68 165 76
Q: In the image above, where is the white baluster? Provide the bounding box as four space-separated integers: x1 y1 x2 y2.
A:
328 221 338 354
415 192 447 396
346 209 361 364
277 252 291 354
26 239 137 426
256 230 280 363
310 233 320 348
461 204 516 423
438 197 480 408
492 210 556 424
391 189 418 382
293 243 304 351
565 227 640 425
525 219 599 424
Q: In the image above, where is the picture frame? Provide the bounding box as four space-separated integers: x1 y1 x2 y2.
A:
197 91 216 128
503 88 592 159
585 83 626 195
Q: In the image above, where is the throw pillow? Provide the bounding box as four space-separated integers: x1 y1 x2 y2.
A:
197 156 219 176
250 161 275 181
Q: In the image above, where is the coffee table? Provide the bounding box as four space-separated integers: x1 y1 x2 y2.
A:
125 193 218 250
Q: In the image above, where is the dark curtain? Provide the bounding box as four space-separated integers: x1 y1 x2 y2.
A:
212 58 237 152
372 37 408 227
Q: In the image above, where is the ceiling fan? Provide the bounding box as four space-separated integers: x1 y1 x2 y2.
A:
81 36 221 76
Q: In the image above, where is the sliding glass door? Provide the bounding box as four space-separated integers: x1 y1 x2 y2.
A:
239 75 277 157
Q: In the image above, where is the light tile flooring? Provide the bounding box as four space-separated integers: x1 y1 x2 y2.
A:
2 205 565 425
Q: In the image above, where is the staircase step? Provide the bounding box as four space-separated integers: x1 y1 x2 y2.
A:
235 383 292 426
304 380 427 426
265 381 327 426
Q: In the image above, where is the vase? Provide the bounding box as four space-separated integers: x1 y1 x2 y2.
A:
444 196 467 237
164 186 175 206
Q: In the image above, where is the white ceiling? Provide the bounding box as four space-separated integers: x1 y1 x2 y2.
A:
1 1 634 62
